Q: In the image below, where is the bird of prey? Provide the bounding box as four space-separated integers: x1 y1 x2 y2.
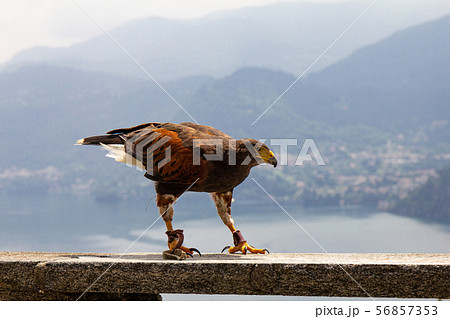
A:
76 122 277 256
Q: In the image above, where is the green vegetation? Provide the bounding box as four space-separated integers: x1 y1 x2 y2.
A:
389 165 450 222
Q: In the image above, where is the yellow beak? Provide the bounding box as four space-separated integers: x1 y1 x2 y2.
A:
262 150 277 167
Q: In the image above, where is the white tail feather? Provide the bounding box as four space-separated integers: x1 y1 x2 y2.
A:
100 143 145 171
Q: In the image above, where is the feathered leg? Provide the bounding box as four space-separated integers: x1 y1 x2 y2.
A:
211 191 268 254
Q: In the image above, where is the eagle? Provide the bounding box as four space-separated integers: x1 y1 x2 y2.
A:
76 122 277 256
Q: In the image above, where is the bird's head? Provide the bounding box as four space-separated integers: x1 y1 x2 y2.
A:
257 144 278 167
238 139 277 168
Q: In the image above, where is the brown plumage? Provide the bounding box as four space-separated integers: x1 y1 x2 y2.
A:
77 122 277 255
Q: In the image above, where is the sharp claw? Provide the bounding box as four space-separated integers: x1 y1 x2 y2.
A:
189 248 202 256
186 252 193 258
221 244 267 254
221 246 231 253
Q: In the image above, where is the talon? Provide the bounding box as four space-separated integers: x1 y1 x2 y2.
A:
166 230 200 257
223 230 267 254
166 229 185 250
221 246 231 253
189 248 202 256
263 248 270 254
179 246 200 258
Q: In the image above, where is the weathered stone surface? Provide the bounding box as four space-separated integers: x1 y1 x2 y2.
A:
0 252 448 300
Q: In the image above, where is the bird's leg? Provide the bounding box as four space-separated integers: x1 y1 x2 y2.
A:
157 193 201 257
211 191 268 254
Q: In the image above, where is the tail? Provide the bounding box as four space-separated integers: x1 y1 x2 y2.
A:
75 134 145 170
75 134 124 146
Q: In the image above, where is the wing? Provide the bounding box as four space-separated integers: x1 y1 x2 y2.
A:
179 122 232 138
107 122 161 135
123 124 206 184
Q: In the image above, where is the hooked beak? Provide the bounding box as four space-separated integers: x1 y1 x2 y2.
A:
263 152 278 167
267 156 278 168
258 146 278 168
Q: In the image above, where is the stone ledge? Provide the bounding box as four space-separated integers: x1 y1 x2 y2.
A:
1 252 449 300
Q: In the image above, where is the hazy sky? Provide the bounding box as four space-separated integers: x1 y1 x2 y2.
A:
0 0 367 64
1 0 449 64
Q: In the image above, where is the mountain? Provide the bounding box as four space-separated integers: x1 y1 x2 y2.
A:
306 15 450 134
3 1 450 80
0 15 449 218
389 165 450 222
171 15 450 141
0 65 213 169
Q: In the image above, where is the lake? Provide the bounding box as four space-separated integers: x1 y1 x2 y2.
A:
1 193 449 300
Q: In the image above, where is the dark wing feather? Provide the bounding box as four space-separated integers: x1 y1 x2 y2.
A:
107 122 161 135
179 122 231 138
123 125 206 184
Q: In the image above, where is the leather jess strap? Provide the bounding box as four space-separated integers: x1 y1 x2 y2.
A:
233 230 246 246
